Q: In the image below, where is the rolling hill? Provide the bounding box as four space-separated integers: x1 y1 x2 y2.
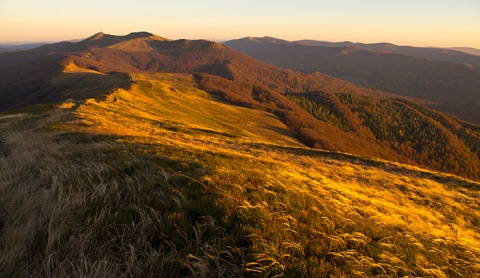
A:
224 37 480 125
0 42 48 53
0 31 479 182
294 39 480 67
1 73 479 277
449 47 480 56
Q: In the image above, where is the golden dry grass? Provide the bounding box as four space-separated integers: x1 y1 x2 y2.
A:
64 62 106 75
73 73 302 147
1 72 479 277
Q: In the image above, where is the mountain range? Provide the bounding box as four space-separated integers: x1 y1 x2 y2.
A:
224 37 480 125
1 31 480 277
293 39 480 66
0 31 479 181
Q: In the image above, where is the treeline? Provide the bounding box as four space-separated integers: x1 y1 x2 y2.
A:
338 94 480 177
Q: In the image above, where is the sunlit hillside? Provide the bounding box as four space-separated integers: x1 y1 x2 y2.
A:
1 73 479 277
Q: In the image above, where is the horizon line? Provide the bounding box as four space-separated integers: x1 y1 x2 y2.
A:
1 33 479 50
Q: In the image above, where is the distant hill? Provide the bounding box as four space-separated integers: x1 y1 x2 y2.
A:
0 42 47 53
1 31 479 181
294 39 480 67
224 37 480 125
233 37 480 66
448 47 480 56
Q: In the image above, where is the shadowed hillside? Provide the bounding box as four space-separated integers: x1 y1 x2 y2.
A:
1 32 479 181
0 49 130 111
224 37 480 125
1 73 479 277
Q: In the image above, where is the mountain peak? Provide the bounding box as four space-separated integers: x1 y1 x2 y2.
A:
89 32 106 40
72 31 172 52
241 36 289 44
125 31 154 39
85 31 166 43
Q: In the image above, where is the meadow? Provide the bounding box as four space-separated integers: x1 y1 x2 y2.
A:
0 73 479 277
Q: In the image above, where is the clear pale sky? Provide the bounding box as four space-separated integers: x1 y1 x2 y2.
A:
1 0 479 48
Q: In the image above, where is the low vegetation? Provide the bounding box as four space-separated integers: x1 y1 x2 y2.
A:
1 73 479 277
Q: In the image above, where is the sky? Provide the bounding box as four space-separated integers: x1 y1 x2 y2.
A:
1 0 479 48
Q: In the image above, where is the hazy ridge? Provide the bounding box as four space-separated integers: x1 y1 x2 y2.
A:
224 37 480 125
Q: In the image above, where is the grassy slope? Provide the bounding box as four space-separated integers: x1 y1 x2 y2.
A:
197 73 480 181
49 62 131 101
1 73 479 277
